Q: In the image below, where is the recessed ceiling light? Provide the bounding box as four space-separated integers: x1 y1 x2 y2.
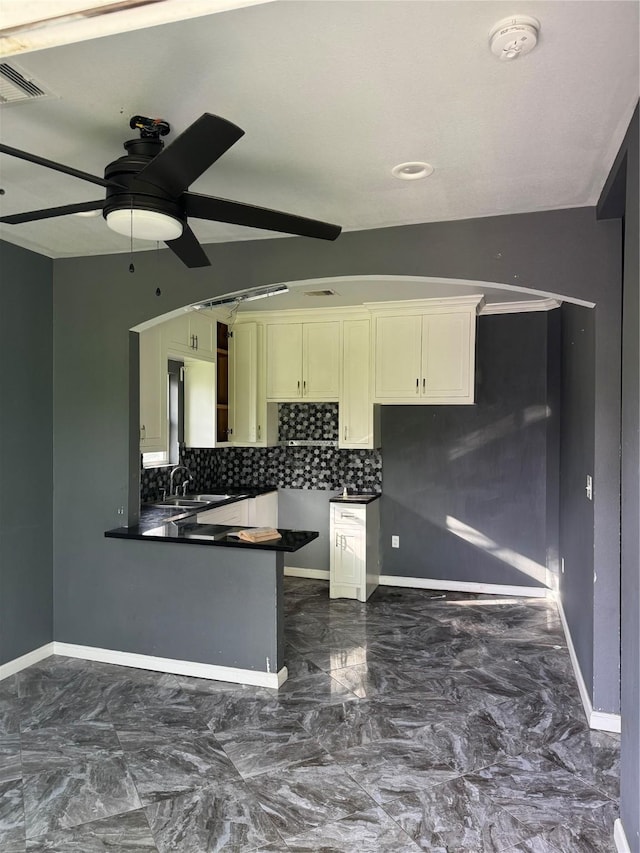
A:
391 162 434 181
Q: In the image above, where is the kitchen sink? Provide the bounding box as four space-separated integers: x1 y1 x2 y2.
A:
152 498 207 509
151 493 248 509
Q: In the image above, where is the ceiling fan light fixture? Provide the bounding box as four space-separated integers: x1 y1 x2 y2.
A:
105 208 183 241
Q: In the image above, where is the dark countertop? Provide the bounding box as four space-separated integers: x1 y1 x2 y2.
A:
138 486 277 532
105 520 318 552
106 485 317 552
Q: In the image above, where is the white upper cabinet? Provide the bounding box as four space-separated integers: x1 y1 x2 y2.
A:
266 321 340 401
266 323 303 399
372 297 481 404
163 311 215 360
374 314 422 399
139 325 167 453
230 322 258 444
183 359 216 448
339 319 379 449
421 312 471 399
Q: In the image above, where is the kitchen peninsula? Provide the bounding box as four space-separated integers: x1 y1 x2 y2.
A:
104 494 317 689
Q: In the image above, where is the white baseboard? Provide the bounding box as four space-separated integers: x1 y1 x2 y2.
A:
0 643 54 681
614 819 631 853
53 642 287 689
379 575 550 598
285 567 330 580
285 570 550 598
554 596 621 733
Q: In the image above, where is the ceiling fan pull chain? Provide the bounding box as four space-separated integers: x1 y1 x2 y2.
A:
128 201 135 273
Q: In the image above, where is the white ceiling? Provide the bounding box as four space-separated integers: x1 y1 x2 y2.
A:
0 0 638 270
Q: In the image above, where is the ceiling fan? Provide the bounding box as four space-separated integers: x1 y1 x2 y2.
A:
0 113 342 268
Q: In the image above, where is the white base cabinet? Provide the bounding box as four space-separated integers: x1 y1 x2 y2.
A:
330 499 380 601
196 500 249 527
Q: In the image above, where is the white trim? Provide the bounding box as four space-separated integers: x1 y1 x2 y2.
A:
554 595 621 733
614 819 631 853
590 710 622 734
285 567 330 580
555 594 594 725
0 643 54 681
479 298 561 315
52 642 287 689
379 575 550 598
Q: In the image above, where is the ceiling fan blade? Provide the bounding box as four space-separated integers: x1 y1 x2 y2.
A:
165 224 210 268
0 199 105 225
136 113 244 197
0 143 120 189
184 192 342 241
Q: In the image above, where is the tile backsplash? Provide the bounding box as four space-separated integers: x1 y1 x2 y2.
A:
141 403 382 502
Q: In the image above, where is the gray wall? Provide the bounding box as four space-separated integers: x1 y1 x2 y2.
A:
279 489 331 573
620 106 640 853
601 104 639 853
381 312 554 587
559 303 596 693
45 206 622 718
0 242 53 665
86 538 283 672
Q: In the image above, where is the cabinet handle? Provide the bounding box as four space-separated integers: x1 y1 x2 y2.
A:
297 380 301 393
195 334 198 350
344 425 348 440
416 378 419 393
303 380 306 395
423 377 426 392
257 424 261 439
140 424 146 438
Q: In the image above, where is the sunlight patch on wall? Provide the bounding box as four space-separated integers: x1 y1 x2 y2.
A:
446 515 548 586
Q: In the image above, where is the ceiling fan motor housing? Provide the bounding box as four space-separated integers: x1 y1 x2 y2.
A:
102 137 186 225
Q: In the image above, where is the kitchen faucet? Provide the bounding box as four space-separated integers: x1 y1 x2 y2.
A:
169 465 193 496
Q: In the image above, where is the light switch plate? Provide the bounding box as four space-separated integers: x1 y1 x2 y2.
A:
391 535 399 548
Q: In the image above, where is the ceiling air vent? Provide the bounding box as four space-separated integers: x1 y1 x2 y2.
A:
304 289 338 297
0 63 52 106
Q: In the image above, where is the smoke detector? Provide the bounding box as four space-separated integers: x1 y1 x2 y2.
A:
489 15 540 61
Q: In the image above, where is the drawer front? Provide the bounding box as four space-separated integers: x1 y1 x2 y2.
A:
331 505 365 528
196 500 249 526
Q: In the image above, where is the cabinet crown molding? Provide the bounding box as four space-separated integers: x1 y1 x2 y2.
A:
235 305 369 323
364 295 485 315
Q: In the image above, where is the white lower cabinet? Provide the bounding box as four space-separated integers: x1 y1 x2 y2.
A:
330 500 380 601
196 500 249 526
247 491 278 527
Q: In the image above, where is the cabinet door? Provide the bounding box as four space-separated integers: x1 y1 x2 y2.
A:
331 527 364 585
188 312 215 359
163 314 191 353
340 319 374 448
231 322 258 443
374 315 422 399
266 323 302 399
421 312 473 400
139 326 167 452
302 322 340 399
183 359 216 448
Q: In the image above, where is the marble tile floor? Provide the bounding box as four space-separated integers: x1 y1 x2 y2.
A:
0 579 620 852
